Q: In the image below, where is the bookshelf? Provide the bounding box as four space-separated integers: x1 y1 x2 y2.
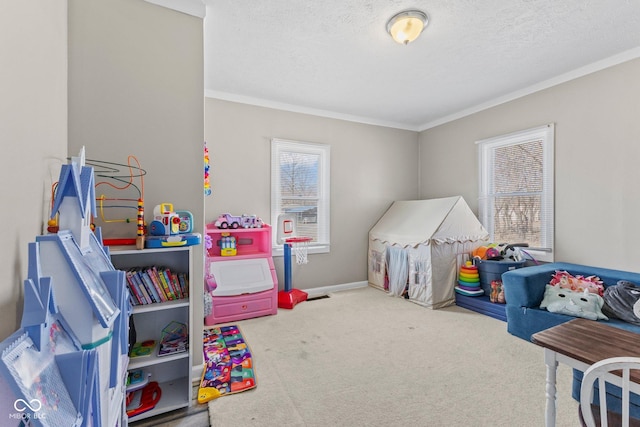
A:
110 246 193 422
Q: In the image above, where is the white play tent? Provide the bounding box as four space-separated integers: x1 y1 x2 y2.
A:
368 196 489 309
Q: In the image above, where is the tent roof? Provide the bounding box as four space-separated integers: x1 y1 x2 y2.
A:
369 196 488 247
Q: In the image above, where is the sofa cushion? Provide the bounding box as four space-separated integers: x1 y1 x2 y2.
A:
602 280 640 325
548 270 604 296
539 284 607 321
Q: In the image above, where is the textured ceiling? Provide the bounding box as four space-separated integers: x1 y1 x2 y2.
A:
201 0 640 130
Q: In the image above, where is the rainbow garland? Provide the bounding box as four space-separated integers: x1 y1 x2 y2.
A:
204 142 211 196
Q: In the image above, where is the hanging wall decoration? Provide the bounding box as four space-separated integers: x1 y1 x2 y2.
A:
204 142 212 196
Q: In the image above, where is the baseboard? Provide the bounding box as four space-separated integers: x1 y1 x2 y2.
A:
305 280 368 298
192 365 204 384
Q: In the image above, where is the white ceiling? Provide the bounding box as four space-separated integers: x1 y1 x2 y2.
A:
154 0 640 131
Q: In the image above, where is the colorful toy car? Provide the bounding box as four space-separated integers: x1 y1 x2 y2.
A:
214 213 263 229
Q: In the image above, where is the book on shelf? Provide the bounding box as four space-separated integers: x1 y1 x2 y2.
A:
171 272 182 299
123 266 189 305
156 266 176 300
138 269 160 304
158 321 188 357
129 340 157 358
157 335 188 357
138 269 163 302
177 272 189 298
127 269 151 305
125 270 145 305
164 268 182 300
133 269 153 304
147 267 168 302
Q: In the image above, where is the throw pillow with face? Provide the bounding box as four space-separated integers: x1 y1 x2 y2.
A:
540 285 608 321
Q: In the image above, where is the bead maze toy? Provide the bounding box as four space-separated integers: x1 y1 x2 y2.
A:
48 156 203 251
47 154 147 249
91 155 147 249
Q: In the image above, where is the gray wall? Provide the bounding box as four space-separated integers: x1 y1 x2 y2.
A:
0 2 68 341
68 0 205 365
205 98 419 290
419 58 640 272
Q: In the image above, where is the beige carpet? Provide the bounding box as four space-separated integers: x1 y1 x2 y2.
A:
208 286 578 426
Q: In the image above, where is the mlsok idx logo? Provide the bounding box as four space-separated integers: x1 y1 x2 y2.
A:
10 399 47 420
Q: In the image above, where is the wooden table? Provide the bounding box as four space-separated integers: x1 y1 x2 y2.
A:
532 318 640 426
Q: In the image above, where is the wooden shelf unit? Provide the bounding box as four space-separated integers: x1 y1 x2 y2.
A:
110 246 193 423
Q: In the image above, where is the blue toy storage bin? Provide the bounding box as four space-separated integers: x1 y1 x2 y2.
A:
475 259 526 296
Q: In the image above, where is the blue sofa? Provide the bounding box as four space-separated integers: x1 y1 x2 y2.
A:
502 262 640 341
502 262 640 417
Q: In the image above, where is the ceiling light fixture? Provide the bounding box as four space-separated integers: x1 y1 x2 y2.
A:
386 10 428 45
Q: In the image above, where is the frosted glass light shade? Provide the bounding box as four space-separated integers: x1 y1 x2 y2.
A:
386 10 428 45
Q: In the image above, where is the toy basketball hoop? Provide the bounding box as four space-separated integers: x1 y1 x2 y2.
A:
276 213 310 309
285 236 312 265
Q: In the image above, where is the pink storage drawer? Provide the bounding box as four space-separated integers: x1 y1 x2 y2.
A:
205 287 277 325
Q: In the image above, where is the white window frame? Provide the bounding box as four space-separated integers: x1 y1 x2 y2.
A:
477 124 555 262
271 138 330 256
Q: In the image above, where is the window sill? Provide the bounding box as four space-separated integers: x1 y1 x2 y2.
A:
272 244 330 257
522 248 553 264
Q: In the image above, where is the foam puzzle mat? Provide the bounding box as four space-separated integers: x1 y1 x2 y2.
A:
198 325 256 403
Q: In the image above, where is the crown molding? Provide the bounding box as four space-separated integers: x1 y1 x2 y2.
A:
418 46 640 131
205 90 421 132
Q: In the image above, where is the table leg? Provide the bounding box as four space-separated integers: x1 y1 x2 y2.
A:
543 348 558 427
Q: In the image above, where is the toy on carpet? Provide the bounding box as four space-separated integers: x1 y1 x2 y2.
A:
198 325 256 404
276 213 309 309
455 261 483 296
279 236 311 308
